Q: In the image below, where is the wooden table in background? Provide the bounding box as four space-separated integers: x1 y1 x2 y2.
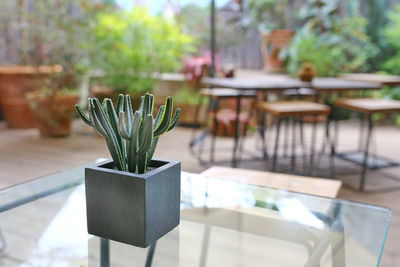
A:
339 73 400 86
201 76 381 167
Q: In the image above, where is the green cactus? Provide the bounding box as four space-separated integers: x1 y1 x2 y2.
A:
75 93 181 174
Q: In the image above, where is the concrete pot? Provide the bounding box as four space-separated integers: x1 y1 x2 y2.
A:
85 159 181 248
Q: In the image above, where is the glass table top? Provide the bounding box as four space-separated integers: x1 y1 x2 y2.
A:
0 162 391 267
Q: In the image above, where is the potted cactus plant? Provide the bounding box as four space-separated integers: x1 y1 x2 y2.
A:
75 93 181 248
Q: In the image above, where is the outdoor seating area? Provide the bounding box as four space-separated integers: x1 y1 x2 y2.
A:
0 0 400 266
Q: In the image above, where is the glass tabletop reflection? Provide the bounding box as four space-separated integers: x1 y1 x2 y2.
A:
0 165 391 267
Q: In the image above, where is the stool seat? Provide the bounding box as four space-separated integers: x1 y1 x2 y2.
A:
255 101 330 117
200 88 256 98
334 98 400 114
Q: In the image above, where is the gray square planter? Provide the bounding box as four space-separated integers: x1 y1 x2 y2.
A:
85 159 181 248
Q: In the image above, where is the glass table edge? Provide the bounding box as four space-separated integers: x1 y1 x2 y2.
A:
0 163 393 218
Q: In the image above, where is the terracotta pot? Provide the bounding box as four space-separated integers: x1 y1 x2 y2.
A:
0 65 60 128
27 94 78 137
260 29 294 73
1 99 37 128
212 109 250 137
174 103 206 126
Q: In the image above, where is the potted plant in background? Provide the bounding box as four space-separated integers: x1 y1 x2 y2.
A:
0 65 59 128
0 0 99 133
26 68 79 137
285 0 377 77
174 87 205 126
239 0 295 72
75 93 181 247
89 8 194 108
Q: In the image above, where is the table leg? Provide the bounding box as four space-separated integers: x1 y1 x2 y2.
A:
232 92 242 167
100 238 110 267
145 242 157 267
199 225 212 267
360 115 373 191
0 228 6 253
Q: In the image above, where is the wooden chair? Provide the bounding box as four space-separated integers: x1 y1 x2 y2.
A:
333 98 400 191
254 100 331 174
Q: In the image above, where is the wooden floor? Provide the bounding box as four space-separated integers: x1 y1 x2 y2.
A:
0 120 399 266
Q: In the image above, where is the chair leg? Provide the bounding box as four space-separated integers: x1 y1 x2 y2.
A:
290 117 297 172
283 118 289 157
329 119 339 178
299 119 307 174
360 115 373 191
231 93 242 167
358 114 366 152
258 111 268 159
210 99 219 163
308 116 318 176
325 119 336 178
272 118 282 172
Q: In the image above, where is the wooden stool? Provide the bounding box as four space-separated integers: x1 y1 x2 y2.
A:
201 166 342 198
334 98 400 191
254 101 330 173
191 88 256 163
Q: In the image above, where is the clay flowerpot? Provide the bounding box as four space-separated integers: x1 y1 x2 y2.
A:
297 63 316 82
0 65 62 128
260 29 294 73
85 159 181 248
27 93 78 137
174 103 205 126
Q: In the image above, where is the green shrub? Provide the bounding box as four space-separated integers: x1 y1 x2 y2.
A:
90 8 194 94
286 16 377 77
382 5 400 75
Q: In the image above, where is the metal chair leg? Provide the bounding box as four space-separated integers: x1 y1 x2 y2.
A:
360 115 373 191
258 111 268 159
210 113 218 163
290 117 297 172
232 93 242 167
283 118 289 157
325 119 336 178
358 113 366 152
299 119 307 174
329 119 339 178
309 116 318 176
272 118 282 172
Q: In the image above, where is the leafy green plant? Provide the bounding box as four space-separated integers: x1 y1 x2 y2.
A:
174 88 202 106
90 8 194 94
241 0 292 33
285 1 377 77
0 0 106 92
382 5 400 75
75 93 181 173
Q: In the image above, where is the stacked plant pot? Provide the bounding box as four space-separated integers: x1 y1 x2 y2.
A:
0 66 54 128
